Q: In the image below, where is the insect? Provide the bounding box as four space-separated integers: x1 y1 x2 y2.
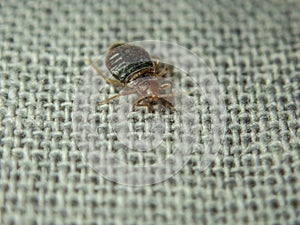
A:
87 42 175 112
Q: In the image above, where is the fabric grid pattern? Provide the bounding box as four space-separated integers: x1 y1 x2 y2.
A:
0 0 299 225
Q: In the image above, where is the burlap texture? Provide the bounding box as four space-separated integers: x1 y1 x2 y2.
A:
0 0 299 224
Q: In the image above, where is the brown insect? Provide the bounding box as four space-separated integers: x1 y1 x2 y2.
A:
87 42 174 112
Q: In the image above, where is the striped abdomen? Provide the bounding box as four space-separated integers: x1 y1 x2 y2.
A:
105 43 154 83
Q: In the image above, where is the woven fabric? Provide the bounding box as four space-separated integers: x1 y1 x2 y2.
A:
0 0 299 224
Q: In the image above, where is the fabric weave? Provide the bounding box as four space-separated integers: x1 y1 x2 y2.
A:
0 0 299 224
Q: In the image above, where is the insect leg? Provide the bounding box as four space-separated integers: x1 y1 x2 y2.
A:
151 55 160 69
158 98 175 111
98 89 136 105
151 55 172 77
86 59 124 87
157 65 172 77
159 82 173 103
133 98 155 113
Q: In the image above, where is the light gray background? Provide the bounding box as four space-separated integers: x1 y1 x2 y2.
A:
0 0 299 225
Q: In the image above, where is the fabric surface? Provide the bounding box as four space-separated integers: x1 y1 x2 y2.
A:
0 0 299 225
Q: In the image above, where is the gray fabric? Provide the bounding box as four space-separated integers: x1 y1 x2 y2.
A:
0 0 299 225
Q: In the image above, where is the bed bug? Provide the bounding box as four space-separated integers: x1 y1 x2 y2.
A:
87 42 174 112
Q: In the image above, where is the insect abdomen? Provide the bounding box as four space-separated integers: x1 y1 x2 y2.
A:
105 43 154 83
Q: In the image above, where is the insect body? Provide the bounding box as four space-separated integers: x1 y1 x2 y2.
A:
88 42 174 112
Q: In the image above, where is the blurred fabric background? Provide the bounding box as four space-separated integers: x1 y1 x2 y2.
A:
0 0 299 224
